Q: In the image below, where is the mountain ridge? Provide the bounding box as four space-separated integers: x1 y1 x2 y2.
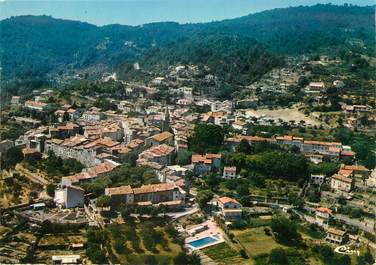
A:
0 4 374 81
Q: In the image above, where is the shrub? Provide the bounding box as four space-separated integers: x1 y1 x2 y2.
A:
239 249 249 259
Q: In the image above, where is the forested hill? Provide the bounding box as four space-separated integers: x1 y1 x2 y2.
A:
206 4 375 54
125 34 284 86
0 4 374 81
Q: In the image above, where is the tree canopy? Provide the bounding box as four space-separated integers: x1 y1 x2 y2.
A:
188 124 224 154
271 216 301 246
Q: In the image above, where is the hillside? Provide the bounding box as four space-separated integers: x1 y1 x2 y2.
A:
122 33 284 86
207 4 375 54
0 4 374 81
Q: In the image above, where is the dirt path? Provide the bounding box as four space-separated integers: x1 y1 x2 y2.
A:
245 107 323 126
14 164 50 186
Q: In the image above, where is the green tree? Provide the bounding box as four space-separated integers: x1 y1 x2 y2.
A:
144 255 158 265
356 248 375 265
86 243 107 264
86 228 107 264
236 139 252 154
268 248 305 265
236 183 250 197
188 124 224 154
307 185 321 203
61 159 84 175
46 184 55 197
96 195 111 207
176 150 192 165
205 173 220 191
196 190 214 209
173 252 201 265
93 98 115 111
271 216 301 245
269 248 288 264
0 147 23 170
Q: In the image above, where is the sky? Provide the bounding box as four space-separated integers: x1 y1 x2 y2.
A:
0 0 374 26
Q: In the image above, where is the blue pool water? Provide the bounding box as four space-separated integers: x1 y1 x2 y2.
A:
188 236 219 248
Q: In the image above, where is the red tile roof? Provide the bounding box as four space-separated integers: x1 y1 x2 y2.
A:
218 196 240 205
342 165 369 172
206 153 223 159
327 228 346 237
331 174 353 184
191 154 212 164
87 162 117 176
152 131 173 142
142 144 175 158
106 185 133 195
341 151 355 157
316 207 332 215
224 166 236 172
338 169 353 178
25 100 47 108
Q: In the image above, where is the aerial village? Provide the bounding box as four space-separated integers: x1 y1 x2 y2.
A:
0 55 375 265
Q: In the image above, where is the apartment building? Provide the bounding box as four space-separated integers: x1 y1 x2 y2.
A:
331 174 354 193
310 174 326 185
45 135 98 167
191 153 222 175
81 110 104 122
54 185 84 209
137 144 175 166
105 183 185 207
145 131 174 147
227 135 353 159
24 100 48 111
326 228 348 244
222 166 238 179
315 207 332 228
217 197 242 221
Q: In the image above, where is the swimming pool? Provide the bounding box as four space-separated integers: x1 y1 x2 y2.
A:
187 235 221 249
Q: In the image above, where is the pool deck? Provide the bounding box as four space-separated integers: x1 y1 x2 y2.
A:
185 219 224 250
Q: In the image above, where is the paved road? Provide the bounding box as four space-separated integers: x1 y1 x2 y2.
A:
298 207 375 234
166 205 199 220
335 214 375 234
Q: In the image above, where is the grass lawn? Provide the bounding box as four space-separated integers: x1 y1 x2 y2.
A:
204 242 253 265
233 227 284 258
39 233 86 246
298 224 326 240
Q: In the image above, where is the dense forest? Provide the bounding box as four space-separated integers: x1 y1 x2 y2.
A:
129 33 284 85
0 4 374 81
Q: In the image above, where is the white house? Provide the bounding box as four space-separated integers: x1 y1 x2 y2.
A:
0 139 14 153
307 82 325 93
24 100 48 111
137 144 175 167
222 166 238 180
54 185 84 208
217 197 242 221
81 111 104 122
366 169 376 188
326 228 348 244
11 96 21 105
331 174 354 193
310 174 326 185
315 207 332 228
52 255 81 265
333 80 345 89
192 153 222 175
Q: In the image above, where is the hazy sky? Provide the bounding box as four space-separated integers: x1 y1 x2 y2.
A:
0 0 374 26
